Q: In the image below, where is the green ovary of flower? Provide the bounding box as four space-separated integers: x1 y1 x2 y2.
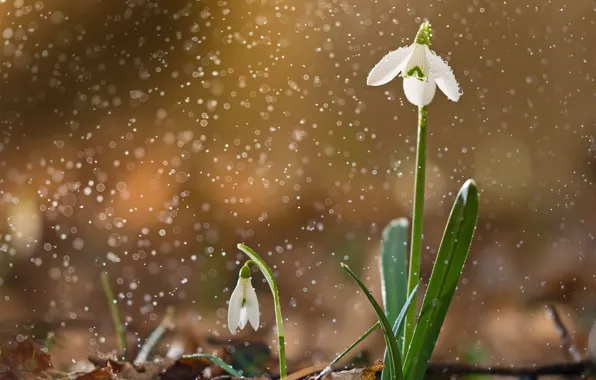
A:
414 21 432 46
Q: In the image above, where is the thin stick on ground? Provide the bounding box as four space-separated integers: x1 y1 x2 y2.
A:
287 362 329 380
315 322 380 380
318 360 592 379
426 304 590 378
134 306 175 364
547 304 582 362
319 360 592 378
100 271 127 359
425 360 592 377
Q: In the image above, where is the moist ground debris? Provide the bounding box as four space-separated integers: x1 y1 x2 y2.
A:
1 304 594 380
0 335 386 380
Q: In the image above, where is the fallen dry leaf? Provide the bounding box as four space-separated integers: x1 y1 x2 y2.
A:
114 361 166 380
0 337 53 379
75 359 168 380
75 367 115 380
361 360 384 380
160 355 213 380
310 359 385 380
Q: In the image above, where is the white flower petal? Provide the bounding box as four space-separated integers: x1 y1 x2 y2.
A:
239 307 249 329
403 76 436 106
426 51 461 102
403 44 431 79
227 279 245 334
367 46 413 86
244 285 260 330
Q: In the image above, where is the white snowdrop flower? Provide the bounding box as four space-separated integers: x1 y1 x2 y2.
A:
228 263 260 334
367 21 461 106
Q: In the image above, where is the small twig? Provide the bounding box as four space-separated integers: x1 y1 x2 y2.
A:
547 304 582 362
316 361 593 379
100 271 127 359
425 360 592 377
315 322 380 380
134 306 175 364
287 362 329 380
424 304 590 378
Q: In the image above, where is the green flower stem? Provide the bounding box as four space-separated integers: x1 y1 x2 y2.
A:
100 271 127 359
404 105 427 354
237 243 287 378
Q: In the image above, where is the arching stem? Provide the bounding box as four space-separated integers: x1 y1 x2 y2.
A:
238 244 287 377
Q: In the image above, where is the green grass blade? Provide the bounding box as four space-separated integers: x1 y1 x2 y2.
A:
315 322 380 380
380 218 410 327
100 271 127 360
404 179 479 380
381 283 419 380
341 263 403 380
183 353 243 377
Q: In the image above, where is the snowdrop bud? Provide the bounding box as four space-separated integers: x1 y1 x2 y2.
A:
227 262 260 334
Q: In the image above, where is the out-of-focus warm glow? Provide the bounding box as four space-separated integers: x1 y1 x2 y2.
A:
3 195 42 257
0 0 594 370
475 136 533 208
392 160 447 214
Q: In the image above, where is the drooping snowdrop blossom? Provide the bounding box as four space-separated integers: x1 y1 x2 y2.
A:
367 21 461 106
228 263 260 334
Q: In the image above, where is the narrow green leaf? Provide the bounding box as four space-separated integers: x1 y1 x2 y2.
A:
381 283 419 380
317 284 420 380
404 179 479 380
315 322 380 380
100 271 126 360
379 217 410 380
380 218 410 327
341 263 403 380
183 353 243 377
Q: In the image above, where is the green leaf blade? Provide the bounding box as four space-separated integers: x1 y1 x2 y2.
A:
380 218 410 327
404 179 479 380
381 283 419 380
341 263 403 380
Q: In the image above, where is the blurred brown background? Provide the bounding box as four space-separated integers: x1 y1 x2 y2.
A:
1 0 596 371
